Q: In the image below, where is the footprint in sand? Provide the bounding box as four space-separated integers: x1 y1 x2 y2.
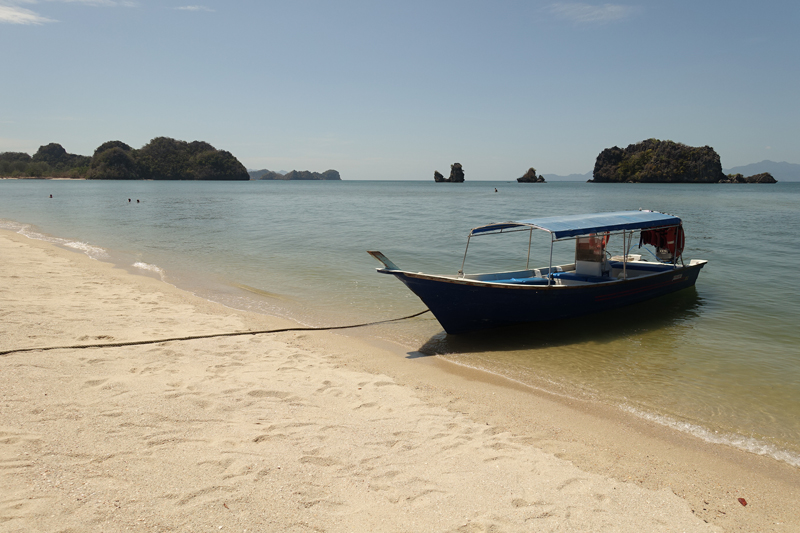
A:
556 477 587 491
247 390 291 399
299 455 339 467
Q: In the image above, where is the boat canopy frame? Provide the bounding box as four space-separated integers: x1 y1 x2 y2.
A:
458 210 684 283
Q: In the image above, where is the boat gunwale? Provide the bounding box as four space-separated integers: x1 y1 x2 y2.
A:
377 260 706 291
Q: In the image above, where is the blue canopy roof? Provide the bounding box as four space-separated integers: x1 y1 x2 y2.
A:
470 210 682 240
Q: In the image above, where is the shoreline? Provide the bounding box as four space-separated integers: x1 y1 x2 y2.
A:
0 177 86 180
2 229 799 531
325 331 800 530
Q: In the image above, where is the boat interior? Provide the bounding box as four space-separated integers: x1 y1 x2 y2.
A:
372 212 707 287
452 227 701 286
459 258 678 286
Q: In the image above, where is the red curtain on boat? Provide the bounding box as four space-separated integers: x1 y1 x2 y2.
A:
640 225 685 258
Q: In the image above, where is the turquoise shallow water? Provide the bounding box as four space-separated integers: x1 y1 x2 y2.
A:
2 179 799 466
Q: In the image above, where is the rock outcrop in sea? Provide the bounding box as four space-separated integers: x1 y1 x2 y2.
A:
434 163 465 182
517 167 546 183
718 172 777 184
725 160 799 181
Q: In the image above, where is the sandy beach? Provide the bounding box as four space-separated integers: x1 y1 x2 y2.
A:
1 229 798 532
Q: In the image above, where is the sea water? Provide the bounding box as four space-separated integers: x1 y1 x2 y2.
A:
2 179 799 466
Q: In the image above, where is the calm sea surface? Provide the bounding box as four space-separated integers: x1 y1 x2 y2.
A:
2 179 799 466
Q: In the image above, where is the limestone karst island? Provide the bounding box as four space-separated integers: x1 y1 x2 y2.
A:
517 168 546 183
428 140 777 184
591 139 777 183
433 163 465 182
0 137 249 180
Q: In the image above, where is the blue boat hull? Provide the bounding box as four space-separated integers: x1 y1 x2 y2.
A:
383 263 706 334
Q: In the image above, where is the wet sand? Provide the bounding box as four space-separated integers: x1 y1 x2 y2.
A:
1 229 797 532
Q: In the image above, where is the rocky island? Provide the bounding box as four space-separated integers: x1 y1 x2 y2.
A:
718 172 777 184
249 169 341 180
434 163 465 182
517 167 546 183
591 139 776 183
0 137 249 180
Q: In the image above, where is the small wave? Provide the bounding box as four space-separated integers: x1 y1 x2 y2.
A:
434 355 596 403
132 261 166 280
0 219 109 260
64 241 109 260
397 347 800 469
622 405 800 468
0 219 29 233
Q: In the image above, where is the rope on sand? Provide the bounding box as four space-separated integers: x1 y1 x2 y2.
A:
0 309 431 357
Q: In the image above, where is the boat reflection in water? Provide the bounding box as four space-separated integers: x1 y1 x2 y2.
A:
414 286 703 357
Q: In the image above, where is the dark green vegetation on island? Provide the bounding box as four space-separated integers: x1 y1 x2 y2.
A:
0 138 249 180
592 139 777 184
248 169 341 180
0 144 91 178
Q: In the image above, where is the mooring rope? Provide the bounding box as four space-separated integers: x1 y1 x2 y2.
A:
0 309 431 357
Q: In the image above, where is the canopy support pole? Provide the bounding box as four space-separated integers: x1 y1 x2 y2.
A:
526 227 533 270
622 231 627 280
547 234 554 286
458 235 472 277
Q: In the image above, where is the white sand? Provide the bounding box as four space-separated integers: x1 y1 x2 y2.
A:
1 230 797 532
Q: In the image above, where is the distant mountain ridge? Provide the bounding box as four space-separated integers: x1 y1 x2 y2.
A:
723 161 800 182
541 171 592 181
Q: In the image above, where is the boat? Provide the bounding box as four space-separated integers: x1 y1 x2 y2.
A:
368 210 707 334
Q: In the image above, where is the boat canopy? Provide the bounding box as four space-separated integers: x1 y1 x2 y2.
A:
470 210 682 240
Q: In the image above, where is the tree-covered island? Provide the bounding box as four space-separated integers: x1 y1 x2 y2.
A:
0 137 249 180
591 139 776 183
248 169 341 180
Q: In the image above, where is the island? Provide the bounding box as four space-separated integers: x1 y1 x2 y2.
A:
0 137 249 180
433 163 465 182
591 139 776 183
249 169 341 180
725 160 800 181
718 172 777 184
517 167 546 183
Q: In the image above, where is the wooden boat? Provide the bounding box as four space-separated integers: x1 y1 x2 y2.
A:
368 210 707 334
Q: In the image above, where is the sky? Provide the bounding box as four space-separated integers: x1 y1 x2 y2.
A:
1 0 798 180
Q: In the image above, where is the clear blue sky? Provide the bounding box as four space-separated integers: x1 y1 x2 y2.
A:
2 1 798 179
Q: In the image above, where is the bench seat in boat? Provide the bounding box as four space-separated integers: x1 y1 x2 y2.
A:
550 272 610 283
489 277 550 285
608 261 674 272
